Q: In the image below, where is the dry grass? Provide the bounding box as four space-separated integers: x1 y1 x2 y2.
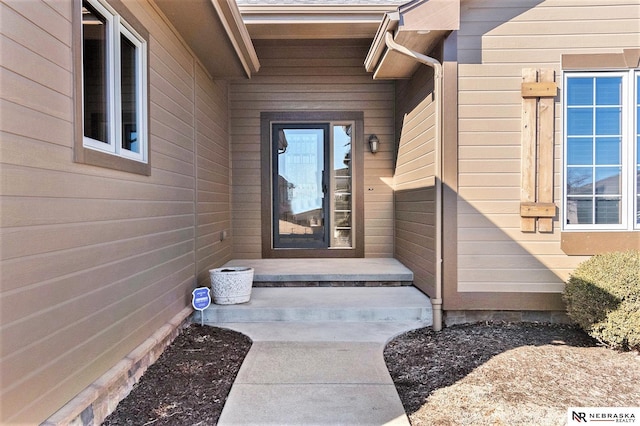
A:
384 323 640 426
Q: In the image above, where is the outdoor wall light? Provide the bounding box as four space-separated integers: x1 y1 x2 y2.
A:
368 134 379 154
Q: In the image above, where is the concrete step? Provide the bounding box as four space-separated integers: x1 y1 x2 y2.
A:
197 287 432 325
223 258 414 283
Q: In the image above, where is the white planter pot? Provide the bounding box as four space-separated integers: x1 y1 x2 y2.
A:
209 267 254 304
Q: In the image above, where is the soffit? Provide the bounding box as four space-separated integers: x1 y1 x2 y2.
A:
154 0 260 78
365 0 460 79
238 3 404 39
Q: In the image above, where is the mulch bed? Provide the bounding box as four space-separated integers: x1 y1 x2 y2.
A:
102 322 640 425
102 325 251 426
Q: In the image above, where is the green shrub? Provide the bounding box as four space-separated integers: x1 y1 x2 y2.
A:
563 250 640 351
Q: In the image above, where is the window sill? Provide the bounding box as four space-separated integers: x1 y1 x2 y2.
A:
75 146 150 176
561 231 639 255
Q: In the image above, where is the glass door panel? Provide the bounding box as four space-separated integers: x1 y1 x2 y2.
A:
273 124 329 248
331 124 352 248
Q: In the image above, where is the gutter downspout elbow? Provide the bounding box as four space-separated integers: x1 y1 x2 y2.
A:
384 31 444 332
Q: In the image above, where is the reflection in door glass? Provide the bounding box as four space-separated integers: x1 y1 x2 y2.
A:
275 127 326 248
332 125 352 248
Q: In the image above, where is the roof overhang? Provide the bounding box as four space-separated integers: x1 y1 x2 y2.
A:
238 4 404 39
365 0 460 79
154 0 260 78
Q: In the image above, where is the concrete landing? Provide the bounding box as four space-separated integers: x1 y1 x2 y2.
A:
205 286 431 425
223 258 414 282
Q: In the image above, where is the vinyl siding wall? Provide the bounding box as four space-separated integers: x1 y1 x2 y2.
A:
0 0 232 422
454 0 640 300
230 39 395 258
195 65 233 285
394 65 437 296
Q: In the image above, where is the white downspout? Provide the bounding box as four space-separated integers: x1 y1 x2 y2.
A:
384 31 444 331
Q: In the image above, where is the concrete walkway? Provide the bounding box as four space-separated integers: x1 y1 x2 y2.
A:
204 287 432 425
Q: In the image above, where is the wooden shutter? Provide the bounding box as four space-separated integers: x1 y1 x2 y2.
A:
520 68 557 233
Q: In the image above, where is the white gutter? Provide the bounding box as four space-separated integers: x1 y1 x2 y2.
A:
384 31 444 331
364 12 399 73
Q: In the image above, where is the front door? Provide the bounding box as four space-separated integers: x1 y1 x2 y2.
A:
272 123 330 248
261 111 364 258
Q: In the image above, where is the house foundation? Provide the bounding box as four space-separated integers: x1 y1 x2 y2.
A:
444 310 572 327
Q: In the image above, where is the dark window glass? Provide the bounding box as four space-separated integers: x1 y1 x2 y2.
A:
82 1 108 143
120 34 138 153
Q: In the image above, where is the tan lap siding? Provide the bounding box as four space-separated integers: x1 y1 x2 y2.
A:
230 39 395 258
395 188 437 294
195 65 232 284
0 0 230 422
454 0 639 306
394 65 438 295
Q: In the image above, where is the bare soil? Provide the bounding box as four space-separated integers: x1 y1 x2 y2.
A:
103 322 640 425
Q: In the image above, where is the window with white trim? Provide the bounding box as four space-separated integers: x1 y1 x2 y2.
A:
82 0 147 163
563 70 639 230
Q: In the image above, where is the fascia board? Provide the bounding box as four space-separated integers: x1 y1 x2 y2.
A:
364 11 399 72
211 0 261 76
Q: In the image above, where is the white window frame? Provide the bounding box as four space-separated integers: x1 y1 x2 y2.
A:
636 70 640 230
82 0 148 163
562 69 639 231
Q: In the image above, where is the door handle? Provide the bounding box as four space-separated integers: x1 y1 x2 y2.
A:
321 170 328 194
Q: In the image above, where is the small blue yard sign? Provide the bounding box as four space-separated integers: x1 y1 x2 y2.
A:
192 287 211 325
